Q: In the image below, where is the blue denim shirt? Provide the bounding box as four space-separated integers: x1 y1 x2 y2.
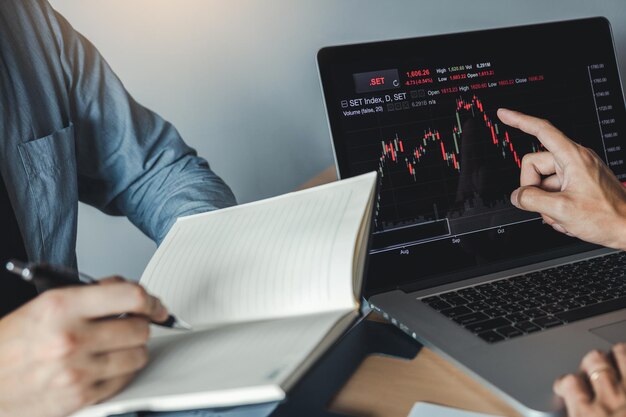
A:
0 0 236 268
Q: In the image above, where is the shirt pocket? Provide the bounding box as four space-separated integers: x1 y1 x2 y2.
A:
17 124 78 264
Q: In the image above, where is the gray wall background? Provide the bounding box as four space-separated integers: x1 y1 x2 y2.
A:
47 0 626 280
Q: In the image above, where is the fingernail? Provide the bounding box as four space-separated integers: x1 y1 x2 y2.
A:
552 223 567 234
510 189 519 207
157 300 168 316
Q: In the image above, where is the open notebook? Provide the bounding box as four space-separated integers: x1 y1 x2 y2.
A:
71 171 377 417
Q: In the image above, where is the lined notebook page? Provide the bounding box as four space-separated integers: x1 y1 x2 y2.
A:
71 311 348 417
140 172 376 327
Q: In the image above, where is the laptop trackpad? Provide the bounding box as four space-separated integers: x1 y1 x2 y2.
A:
590 320 626 343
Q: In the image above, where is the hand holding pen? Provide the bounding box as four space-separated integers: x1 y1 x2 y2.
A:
0 260 190 416
5 260 191 330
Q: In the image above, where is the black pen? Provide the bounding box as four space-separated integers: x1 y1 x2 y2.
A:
5 260 192 330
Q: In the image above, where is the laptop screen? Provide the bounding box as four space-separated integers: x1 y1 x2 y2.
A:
317 18 626 296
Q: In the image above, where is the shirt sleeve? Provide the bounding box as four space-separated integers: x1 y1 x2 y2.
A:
47 2 237 244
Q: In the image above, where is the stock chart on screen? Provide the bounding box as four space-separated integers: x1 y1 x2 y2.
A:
319 18 626 290
323 24 626 253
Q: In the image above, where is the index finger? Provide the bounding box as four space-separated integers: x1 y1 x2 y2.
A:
497 109 578 158
43 282 169 322
553 374 593 417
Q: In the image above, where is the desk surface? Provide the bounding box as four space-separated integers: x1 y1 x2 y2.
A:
329 336 522 417
299 167 523 417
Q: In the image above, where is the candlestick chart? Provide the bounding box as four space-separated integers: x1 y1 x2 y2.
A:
378 96 543 182
369 95 545 243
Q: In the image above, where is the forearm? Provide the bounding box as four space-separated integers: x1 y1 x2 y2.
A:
49 6 236 242
74 95 237 243
125 150 237 244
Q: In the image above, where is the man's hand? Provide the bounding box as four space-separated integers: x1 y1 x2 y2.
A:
554 347 626 417
498 108 626 250
0 278 168 417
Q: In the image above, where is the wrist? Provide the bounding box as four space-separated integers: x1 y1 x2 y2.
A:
614 197 626 251
618 220 626 252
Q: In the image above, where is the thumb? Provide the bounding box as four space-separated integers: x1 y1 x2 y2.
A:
511 186 565 220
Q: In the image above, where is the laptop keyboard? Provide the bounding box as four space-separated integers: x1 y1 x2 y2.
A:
421 252 626 343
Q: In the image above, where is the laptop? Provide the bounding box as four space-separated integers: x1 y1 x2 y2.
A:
317 17 626 416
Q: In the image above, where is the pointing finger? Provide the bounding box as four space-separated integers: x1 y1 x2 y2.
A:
497 109 578 160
